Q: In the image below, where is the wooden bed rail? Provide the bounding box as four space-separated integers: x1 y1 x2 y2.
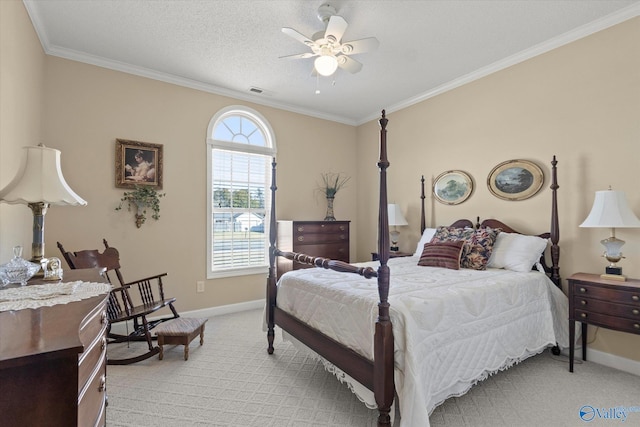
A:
275 250 378 278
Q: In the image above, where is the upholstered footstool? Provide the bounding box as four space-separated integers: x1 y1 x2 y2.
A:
154 317 208 360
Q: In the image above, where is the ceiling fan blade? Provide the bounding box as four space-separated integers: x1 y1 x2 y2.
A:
324 15 348 43
341 37 379 55
337 55 363 74
279 52 317 60
282 27 315 47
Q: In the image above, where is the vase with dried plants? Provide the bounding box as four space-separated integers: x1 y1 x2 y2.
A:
316 172 350 221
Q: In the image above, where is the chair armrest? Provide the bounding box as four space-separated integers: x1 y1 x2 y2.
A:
123 272 168 287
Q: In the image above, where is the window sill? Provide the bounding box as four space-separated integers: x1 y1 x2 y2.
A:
207 265 269 279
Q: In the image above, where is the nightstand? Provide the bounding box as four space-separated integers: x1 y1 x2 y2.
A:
567 273 640 372
371 251 412 261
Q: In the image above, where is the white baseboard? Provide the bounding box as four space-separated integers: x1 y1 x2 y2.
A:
109 299 264 336
585 348 640 377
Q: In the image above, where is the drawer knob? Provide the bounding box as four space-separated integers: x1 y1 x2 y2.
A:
101 312 107 325
339 226 345 230
633 295 639 302
340 235 346 240
633 309 640 316
101 337 107 351
580 300 587 306
98 375 106 393
580 313 587 318
297 236 304 242
579 287 587 293
635 324 640 330
297 226 304 232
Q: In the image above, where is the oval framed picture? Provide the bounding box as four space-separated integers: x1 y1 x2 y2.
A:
433 170 474 205
487 159 544 201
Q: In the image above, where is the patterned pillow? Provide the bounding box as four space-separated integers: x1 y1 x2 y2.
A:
461 227 500 270
417 241 465 270
429 226 500 270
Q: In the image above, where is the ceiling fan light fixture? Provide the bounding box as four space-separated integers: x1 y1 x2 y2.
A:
314 55 338 76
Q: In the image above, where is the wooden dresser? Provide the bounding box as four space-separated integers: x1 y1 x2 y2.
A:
0 269 109 426
567 272 640 372
277 220 350 279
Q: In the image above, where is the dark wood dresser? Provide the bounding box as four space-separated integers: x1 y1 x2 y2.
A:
0 269 109 426
277 220 350 279
568 272 640 372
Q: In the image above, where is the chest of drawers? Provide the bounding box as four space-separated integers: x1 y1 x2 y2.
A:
0 269 109 426
277 220 350 279
567 272 640 372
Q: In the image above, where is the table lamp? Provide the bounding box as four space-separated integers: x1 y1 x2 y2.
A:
388 204 408 252
0 145 87 265
579 188 640 281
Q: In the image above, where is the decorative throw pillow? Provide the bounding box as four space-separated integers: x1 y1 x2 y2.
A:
413 228 437 257
487 232 548 272
461 227 500 270
429 226 500 270
429 226 474 261
417 241 465 270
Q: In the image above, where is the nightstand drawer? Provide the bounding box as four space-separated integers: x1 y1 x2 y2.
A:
574 309 640 335
574 283 640 305
574 297 640 320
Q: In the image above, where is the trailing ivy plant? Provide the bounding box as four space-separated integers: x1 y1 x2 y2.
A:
116 185 165 227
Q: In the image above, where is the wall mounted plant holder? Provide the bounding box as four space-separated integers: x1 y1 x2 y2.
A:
116 185 165 228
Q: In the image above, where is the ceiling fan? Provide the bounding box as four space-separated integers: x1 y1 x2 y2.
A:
280 3 379 77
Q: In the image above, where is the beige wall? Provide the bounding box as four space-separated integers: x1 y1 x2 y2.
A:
2 1 639 363
0 0 46 261
356 17 640 361
40 57 357 312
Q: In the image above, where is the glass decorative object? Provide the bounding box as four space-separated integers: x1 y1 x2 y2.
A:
0 246 41 286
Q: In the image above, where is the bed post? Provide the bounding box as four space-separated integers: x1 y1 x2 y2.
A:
375 110 394 427
549 155 560 288
420 175 426 234
266 157 277 354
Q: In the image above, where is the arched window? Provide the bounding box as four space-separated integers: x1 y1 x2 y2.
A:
206 106 276 278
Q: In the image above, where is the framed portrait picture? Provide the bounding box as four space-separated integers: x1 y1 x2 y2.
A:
115 139 163 189
487 159 543 201
433 170 474 205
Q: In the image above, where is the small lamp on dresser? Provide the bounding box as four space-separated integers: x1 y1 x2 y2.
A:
388 204 408 252
0 145 87 265
580 187 640 281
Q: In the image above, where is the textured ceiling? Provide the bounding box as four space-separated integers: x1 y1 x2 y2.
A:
24 0 640 125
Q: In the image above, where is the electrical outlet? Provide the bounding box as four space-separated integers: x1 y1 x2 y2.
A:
196 281 205 293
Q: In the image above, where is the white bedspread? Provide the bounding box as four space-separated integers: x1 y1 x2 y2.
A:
276 256 569 427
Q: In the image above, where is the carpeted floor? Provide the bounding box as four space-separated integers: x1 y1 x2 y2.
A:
107 309 640 427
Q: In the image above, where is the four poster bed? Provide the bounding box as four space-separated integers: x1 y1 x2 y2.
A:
265 111 567 426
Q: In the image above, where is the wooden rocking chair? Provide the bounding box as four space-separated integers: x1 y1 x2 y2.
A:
57 239 180 365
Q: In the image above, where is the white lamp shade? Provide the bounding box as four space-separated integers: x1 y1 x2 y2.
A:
580 190 640 228
388 204 408 227
0 145 87 206
314 55 338 76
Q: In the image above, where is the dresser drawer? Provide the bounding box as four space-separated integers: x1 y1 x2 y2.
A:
573 282 640 305
78 333 107 391
294 231 349 244
294 222 348 234
78 357 106 427
574 309 640 335
574 296 640 321
79 300 108 348
296 243 349 262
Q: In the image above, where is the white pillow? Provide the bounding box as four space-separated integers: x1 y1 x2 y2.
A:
413 228 437 257
487 232 548 272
